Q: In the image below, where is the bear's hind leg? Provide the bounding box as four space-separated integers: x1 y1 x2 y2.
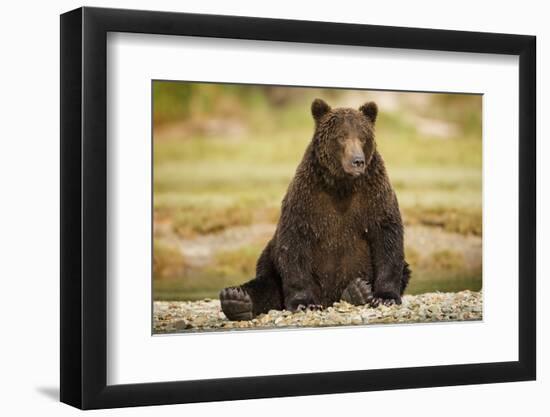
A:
220 273 283 321
220 240 284 321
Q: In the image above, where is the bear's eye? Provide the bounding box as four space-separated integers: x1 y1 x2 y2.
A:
359 132 371 143
336 135 347 144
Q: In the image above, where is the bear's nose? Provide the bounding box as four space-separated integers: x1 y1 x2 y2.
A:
352 156 365 168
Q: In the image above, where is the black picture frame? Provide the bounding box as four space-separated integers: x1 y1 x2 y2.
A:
60 6 536 410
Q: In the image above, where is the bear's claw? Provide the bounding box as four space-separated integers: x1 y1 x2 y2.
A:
220 287 254 321
369 296 401 308
296 303 323 312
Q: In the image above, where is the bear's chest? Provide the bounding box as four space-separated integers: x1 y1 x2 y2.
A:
310 190 369 237
308 191 372 292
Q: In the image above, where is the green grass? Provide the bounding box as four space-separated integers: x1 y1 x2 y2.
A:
154 121 481 239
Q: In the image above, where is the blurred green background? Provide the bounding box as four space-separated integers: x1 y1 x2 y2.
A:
153 81 482 301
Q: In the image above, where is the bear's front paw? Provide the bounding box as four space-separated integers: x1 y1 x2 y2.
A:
341 278 374 306
369 292 402 308
220 286 254 321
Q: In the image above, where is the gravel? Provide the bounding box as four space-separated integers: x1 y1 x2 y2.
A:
153 290 482 334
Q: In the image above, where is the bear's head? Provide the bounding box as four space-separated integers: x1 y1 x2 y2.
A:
310 98 378 180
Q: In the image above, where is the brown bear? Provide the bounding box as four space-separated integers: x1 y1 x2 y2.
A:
220 98 410 320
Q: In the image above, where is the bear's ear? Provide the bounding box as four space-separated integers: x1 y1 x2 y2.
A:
311 98 331 122
359 101 378 124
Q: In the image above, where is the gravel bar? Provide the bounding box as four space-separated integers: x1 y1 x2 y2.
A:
153 290 482 334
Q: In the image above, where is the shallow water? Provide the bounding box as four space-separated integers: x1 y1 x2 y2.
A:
406 276 482 295
154 275 482 301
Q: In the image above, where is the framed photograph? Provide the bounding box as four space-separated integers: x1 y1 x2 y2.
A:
60 6 536 409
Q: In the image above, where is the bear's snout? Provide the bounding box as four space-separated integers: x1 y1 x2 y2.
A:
343 138 366 177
